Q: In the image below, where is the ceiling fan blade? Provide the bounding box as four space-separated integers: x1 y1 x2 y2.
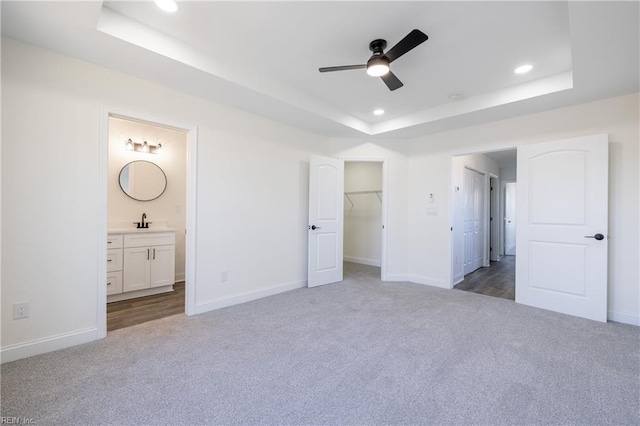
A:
380 71 403 91
384 29 429 63
319 64 367 73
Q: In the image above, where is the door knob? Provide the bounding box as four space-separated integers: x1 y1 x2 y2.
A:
584 233 605 240
310 225 321 230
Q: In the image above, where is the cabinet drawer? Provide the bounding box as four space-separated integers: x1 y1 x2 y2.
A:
124 232 175 248
107 248 123 272
106 271 123 295
107 234 123 249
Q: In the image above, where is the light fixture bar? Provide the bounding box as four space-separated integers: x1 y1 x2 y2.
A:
125 139 162 155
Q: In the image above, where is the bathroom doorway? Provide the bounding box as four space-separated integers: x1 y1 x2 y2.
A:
100 109 197 335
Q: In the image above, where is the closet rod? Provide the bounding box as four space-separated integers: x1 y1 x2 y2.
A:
344 190 382 208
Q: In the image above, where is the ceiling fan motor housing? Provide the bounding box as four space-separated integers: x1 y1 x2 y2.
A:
369 39 387 54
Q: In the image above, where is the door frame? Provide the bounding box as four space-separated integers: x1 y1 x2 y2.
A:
489 175 500 261
341 158 388 281
501 179 517 256
98 106 198 338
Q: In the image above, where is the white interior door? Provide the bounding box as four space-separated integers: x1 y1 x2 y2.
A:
308 155 344 287
504 182 517 256
463 168 485 275
516 134 608 322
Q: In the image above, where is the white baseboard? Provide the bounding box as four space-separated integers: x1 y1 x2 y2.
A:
453 274 464 286
1 327 99 364
193 280 307 315
175 272 185 282
408 275 451 289
343 256 381 267
384 274 409 282
608 310 640 326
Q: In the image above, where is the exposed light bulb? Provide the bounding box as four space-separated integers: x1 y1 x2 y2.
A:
514 64 533 74
142 141 149 153
126 139 134 151
156 143 162 154
155 0 179 13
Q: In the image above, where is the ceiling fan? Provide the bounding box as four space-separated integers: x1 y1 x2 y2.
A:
318 29 429 91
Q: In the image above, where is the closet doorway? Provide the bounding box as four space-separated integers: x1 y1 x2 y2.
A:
343 161 384 280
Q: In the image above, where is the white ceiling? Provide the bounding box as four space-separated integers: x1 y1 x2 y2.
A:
2 1 638 138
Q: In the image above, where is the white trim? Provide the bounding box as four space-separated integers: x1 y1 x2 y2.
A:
343 256 381 267
185 127 198 316
175 272 186 282
99 106 198 330
501 179 517 257
1 327 98 364
607 310 640 326
193 281 306 315
98 107 109 339
408 275 450 289
385 274 409 282
453 274 464 286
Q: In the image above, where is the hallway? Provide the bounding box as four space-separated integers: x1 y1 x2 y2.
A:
454 256 515 300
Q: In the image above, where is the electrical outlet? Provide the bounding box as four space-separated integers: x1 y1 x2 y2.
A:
13 302 30 319
220 270 228 282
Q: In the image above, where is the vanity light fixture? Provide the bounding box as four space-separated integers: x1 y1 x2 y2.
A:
125 138 163 155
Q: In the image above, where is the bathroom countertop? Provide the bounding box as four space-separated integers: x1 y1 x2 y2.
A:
108 227 176 234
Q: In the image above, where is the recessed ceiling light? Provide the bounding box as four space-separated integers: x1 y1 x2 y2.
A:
449 92 464 101
155 0 179 13
373 109 385 116
514 64 533 74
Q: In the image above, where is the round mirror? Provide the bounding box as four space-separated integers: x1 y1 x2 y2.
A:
119 160 167 201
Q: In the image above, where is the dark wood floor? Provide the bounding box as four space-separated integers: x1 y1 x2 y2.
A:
107 282 185 332
454 256 515 300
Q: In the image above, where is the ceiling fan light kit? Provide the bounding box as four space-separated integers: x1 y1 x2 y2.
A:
319 29 429 91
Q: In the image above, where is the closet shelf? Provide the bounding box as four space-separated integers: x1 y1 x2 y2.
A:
344 190 382 208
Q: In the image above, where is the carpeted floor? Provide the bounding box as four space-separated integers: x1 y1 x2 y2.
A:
2 262 639 425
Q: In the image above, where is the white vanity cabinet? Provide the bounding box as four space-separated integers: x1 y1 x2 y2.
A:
107 229 175 302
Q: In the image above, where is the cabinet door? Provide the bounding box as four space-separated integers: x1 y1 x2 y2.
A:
106 271 123 295
123 247 151 292
150 245 175 288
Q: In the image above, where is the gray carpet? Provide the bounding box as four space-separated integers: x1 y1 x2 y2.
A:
2 262 639 425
